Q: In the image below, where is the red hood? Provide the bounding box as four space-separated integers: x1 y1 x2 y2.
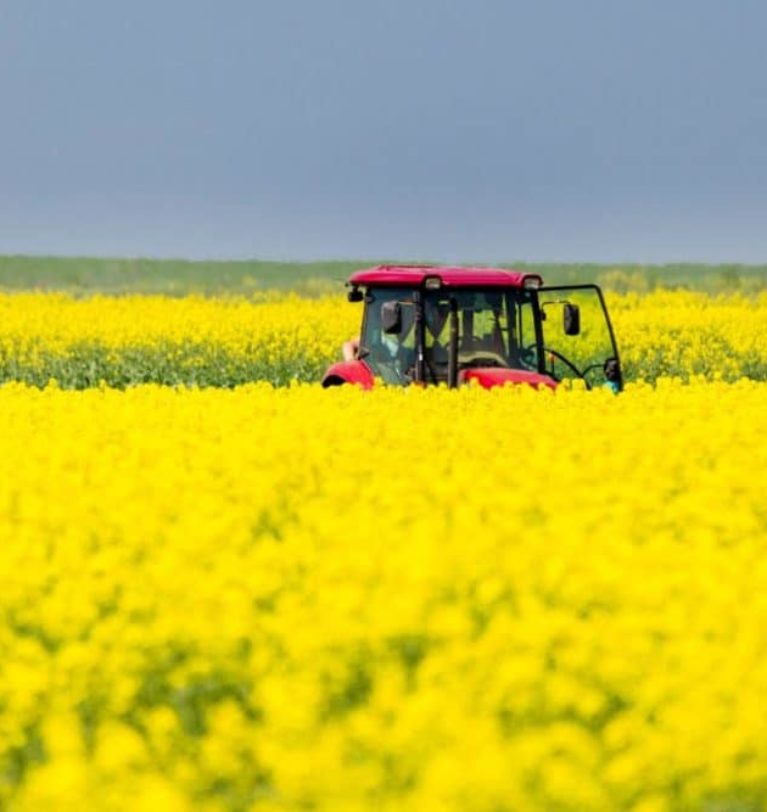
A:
459 367 558 390
322 361 556 391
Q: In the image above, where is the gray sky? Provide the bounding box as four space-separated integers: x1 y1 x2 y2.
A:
1 0 766 262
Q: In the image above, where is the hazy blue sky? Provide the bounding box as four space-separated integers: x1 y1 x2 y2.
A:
1 0 766 262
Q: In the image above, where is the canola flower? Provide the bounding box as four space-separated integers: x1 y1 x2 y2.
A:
0 379 766 810
1 290 767 387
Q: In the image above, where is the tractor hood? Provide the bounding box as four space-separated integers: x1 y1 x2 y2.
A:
459 368 558 390
322 360 557 391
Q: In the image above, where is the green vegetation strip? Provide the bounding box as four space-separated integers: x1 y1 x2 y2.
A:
0 255 765 295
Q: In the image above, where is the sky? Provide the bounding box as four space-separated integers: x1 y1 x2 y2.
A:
0 0 766 263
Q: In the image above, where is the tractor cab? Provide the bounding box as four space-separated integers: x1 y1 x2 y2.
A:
322 265 622 392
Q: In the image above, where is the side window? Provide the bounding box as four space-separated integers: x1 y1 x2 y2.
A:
360 288 416 383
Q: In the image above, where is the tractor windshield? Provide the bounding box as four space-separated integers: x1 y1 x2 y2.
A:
359 287 539 384
421 289 539 380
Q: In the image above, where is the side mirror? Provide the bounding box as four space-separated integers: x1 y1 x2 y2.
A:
347 287 363 302
381 301 402 334
563 303 580 335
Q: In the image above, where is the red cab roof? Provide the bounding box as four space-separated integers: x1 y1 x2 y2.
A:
348 264 543 289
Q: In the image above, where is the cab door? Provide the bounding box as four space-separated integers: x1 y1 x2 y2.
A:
536 285 623 391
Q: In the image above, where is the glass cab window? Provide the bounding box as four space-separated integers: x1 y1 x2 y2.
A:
360 286 542 385
538 286 622 390
422 289 539 378
359 288 417 384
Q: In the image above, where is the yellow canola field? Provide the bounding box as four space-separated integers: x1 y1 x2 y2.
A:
1 289 767 385
612 290 767 381
0 293 357 387
1 380 767 810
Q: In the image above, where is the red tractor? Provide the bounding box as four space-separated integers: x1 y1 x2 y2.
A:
322 265 622 392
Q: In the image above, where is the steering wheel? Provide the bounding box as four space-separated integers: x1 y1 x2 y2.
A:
458 350 508 369
542 348 591 389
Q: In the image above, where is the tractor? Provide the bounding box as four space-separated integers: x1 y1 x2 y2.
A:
322 265 623 392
